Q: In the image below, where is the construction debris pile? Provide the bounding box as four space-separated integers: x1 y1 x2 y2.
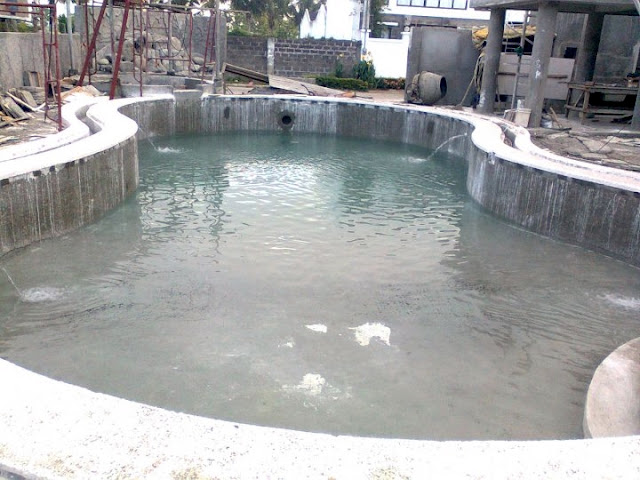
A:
0 88 44 129
0 85 102 146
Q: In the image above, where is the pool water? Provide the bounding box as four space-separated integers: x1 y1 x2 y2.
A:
1 132 639 440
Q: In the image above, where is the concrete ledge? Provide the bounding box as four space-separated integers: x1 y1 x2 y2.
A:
584 337 640 438
0 99 93 163
1 359 640 479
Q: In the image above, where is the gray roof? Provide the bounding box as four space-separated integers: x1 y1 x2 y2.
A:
470 0 639 14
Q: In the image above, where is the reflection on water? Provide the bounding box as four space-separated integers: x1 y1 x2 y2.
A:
0 132 639 441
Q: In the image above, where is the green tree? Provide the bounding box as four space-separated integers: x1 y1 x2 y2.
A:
370 0 387 38
230 0 289 32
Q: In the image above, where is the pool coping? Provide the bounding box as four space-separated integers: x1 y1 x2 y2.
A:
584 337 640 439
1 94 640 479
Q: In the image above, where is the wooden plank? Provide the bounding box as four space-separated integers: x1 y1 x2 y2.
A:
567 83 638 95
23 71 42 88
223 63 268 84
12 89 37 108
565 105 633 115
5 91 36 112
268 75 344 97
18 87 45 105
0 97 28 119
498 53 574 100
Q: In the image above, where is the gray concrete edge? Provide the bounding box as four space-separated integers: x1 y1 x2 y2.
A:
584 337 640 439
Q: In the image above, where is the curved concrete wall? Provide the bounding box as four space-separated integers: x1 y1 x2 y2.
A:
169 94 640 266
0 97 148 255
2 94 639 265
1 94 640 479
584 337 640 438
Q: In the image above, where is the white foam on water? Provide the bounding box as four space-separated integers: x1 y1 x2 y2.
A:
278 341 295 349
156 146 184 154
282 374 350 406
603 294 640 310
349 322 391 346
404 155 430 164
305 324 327 333
20 287 66 303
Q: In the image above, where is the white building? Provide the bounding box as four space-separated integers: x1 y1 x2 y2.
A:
299 1 524 79
383 0 524 36
299 0 362 41
300 1 524 40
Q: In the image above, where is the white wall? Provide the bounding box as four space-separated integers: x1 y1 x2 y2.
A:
367 34 411 78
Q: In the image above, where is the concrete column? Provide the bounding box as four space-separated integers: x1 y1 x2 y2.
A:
404 27 422 101
477 8 506 115
632 87 640 129
525 2 559 127
573 13 604 83
267 38 275 76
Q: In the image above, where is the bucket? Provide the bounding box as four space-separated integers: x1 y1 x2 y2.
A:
406 72 447 105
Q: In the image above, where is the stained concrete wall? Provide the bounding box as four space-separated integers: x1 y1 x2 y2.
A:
466 150 640 265
194 97 640 266
0 32 81 90
553 13 640 80
0 138 137 255
0 97 154 255
406 27 479 106
1 95 639 270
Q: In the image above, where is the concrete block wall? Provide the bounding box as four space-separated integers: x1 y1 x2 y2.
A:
226 36 360 78
273 38 360 78
225 36 268 74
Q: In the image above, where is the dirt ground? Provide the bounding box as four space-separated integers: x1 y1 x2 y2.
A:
0 116 59 149
529 120 640 172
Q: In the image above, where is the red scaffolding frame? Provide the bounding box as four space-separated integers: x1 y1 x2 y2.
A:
77 0 220 100
0 1 63 130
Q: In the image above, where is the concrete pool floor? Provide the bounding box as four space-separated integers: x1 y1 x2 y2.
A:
1 90 640 479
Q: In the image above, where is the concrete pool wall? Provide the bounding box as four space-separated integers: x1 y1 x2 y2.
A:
144 92 640 267
1 93 640 479
3 93 640 265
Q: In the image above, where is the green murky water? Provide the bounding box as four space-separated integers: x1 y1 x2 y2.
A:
1 132 639 440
